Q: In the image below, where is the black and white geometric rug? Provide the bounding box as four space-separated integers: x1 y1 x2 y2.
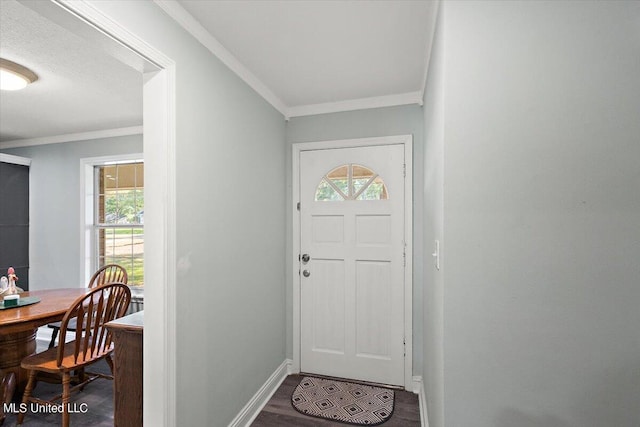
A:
291 376 395 425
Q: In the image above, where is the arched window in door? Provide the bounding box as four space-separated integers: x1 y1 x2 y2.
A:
315 164 388 201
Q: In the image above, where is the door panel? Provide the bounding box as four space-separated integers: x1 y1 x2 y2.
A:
311 259 345 354
355 260 391 358
299 144 405 386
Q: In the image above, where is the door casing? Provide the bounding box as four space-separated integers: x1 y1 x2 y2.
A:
55 2 178 426
292 134 413 389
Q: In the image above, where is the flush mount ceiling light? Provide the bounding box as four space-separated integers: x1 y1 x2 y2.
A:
0 58 38 91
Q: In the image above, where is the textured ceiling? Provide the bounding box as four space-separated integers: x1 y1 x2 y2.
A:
0 0 143 143
177 0 435 108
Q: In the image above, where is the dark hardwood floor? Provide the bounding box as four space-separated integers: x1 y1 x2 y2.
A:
5 337 420 426
3 339 114 427
251 375 421 427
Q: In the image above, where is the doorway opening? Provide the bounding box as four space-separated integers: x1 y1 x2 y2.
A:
29 2 177 425
292 135 413 389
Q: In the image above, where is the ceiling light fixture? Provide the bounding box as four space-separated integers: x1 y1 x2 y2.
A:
0 58 38 91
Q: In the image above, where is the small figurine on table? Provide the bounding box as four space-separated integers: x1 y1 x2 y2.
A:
1 267 23 300
7 267 18 294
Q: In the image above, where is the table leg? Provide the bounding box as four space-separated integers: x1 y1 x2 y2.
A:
0 329 37 424
0 370 16 425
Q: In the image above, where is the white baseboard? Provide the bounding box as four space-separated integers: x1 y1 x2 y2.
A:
413 375 429 427
411 375 422 394
228 358 293 427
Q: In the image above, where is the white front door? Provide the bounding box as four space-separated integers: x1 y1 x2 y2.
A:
299 144 406 386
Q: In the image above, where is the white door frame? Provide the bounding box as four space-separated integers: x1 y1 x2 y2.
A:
54 2 177 426
292 135 413 389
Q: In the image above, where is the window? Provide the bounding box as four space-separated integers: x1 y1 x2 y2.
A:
94 161 144 286
315 164 388 201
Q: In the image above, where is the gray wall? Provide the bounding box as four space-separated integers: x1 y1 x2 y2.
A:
74 2 288 426
438 2 640 426
1 135 142 290
422 2 445 426
286 105 425 374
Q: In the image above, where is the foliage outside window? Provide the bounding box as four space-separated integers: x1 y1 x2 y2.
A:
95 162 144 286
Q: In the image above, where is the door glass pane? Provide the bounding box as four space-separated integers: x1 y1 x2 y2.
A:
356 176 388 200
352 164 376 196
326 165 349 196
327 165 348 180
315 179 345 201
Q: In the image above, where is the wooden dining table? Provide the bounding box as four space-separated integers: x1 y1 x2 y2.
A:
0 288 90 425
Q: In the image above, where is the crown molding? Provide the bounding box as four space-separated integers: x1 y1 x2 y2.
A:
0 126 143 149
287 91 423 118
153 0 289 119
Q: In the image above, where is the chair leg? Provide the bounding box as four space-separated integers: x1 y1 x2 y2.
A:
17 370 37 425
48 327 59 349
61 372 71 427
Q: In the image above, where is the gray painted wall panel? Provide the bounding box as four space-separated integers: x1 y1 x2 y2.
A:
442 2 640 426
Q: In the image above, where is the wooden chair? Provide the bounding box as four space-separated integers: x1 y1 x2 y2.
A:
48 264 128 348
17 282 131 427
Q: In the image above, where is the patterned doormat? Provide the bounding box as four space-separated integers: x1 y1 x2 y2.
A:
291 376 394 425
